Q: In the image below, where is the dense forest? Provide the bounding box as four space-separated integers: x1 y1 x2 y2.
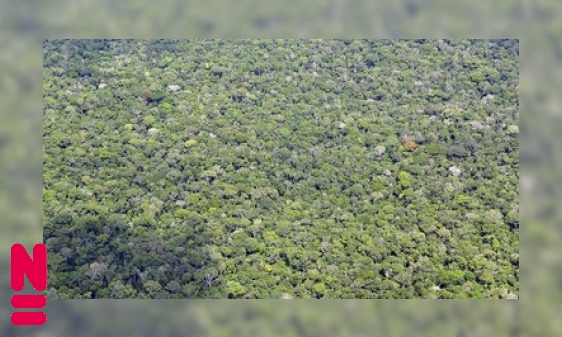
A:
42 39 519 299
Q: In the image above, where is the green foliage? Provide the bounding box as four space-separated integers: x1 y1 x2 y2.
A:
424 144 441 155
313 283 327 298
226 281 247 298
147 91 165 103
142 115 156 126
43 39 518 299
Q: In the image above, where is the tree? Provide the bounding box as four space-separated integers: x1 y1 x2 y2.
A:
43 39 519 299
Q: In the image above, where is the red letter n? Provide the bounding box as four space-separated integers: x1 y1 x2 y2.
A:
11 244 47 292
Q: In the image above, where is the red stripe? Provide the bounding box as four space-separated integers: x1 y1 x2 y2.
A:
11 294 47 308
11 312 47 325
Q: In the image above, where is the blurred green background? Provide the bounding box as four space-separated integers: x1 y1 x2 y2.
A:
0 0 555 335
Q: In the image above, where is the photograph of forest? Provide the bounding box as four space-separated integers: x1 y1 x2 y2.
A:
43 39 519 299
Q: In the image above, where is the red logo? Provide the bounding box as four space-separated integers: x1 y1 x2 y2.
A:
10 243 48 326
